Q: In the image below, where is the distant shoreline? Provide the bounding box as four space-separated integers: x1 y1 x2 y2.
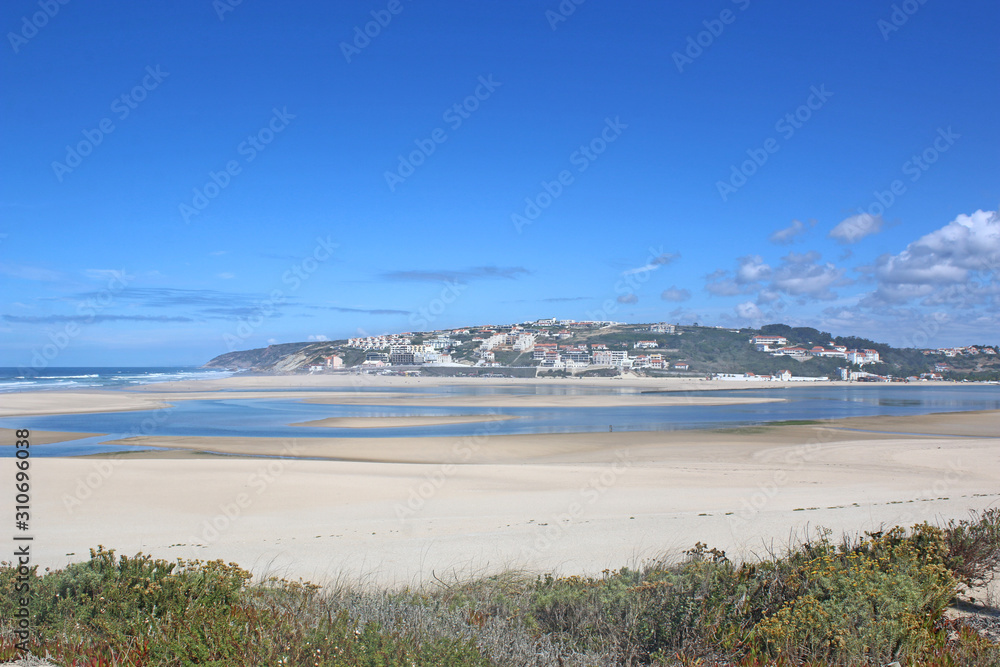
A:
0 372 989 419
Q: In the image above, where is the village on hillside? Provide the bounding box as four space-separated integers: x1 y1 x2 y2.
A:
209 318 1000 384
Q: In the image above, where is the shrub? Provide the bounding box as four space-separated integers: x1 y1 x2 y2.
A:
2 515 998 667
753 527 957 664
942 509 1000 586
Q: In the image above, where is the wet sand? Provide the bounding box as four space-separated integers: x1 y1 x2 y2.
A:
5 377 998 585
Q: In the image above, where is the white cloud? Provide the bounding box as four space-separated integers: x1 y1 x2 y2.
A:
308 334 329 341
218 272 236 279
623 252 679 275
829 213 884 244
705 276 745 296
705 256 770 296
736 255 771 283
770 251 845 300
756 289 782 304
866 209 1000 306
735 301 763 319
617 294 638 304
661 286 691 302
769 219 813 245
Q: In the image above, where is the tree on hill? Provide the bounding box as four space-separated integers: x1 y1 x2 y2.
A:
760 323 833 345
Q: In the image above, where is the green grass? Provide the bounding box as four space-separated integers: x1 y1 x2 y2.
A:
765 419 824 426
2 511 999 666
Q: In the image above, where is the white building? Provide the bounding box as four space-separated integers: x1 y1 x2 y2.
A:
592 350 632 367
347 335 410 350
808 346 848 359
751 335 789 351
847 349 880 365
648 323 676 334
562 349 591 364
512 333 536 352
426 337 452 350
772 346 809 357
714 370 799 382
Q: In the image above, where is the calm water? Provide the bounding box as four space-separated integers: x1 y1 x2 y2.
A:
2 384 999 457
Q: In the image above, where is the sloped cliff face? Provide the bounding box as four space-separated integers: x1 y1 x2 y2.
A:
202 342 313 371
269 348 316 373
203 341 343 372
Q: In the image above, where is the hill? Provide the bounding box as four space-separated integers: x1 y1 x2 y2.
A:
201 321 1000 381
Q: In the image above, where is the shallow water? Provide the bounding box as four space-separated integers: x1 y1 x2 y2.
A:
2 384 998 457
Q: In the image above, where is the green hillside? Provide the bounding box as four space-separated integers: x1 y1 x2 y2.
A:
201 322 1000 380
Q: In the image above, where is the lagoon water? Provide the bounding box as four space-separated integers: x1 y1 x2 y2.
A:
2 384 999 457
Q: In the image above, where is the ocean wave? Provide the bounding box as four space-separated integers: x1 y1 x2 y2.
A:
0 368 233 392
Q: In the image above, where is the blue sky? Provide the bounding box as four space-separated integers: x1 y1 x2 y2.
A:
2 0 998 366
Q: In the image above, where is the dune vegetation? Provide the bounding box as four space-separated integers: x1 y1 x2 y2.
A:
2 511 999 666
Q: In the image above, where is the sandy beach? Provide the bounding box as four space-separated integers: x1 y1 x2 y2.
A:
6 375 999 586
0 391 170 418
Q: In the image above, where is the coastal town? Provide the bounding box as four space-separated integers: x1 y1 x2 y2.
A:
208 318 1000 383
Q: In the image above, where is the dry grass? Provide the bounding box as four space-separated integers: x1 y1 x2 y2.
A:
1 512 999 666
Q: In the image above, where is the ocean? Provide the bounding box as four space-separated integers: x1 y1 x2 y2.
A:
0 366 234 393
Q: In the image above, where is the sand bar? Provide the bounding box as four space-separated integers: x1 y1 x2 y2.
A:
291 414 519 429
0 391 170 418
96 410 999 462
31 424 1000 585
0 428 105 445
0 382 790 418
